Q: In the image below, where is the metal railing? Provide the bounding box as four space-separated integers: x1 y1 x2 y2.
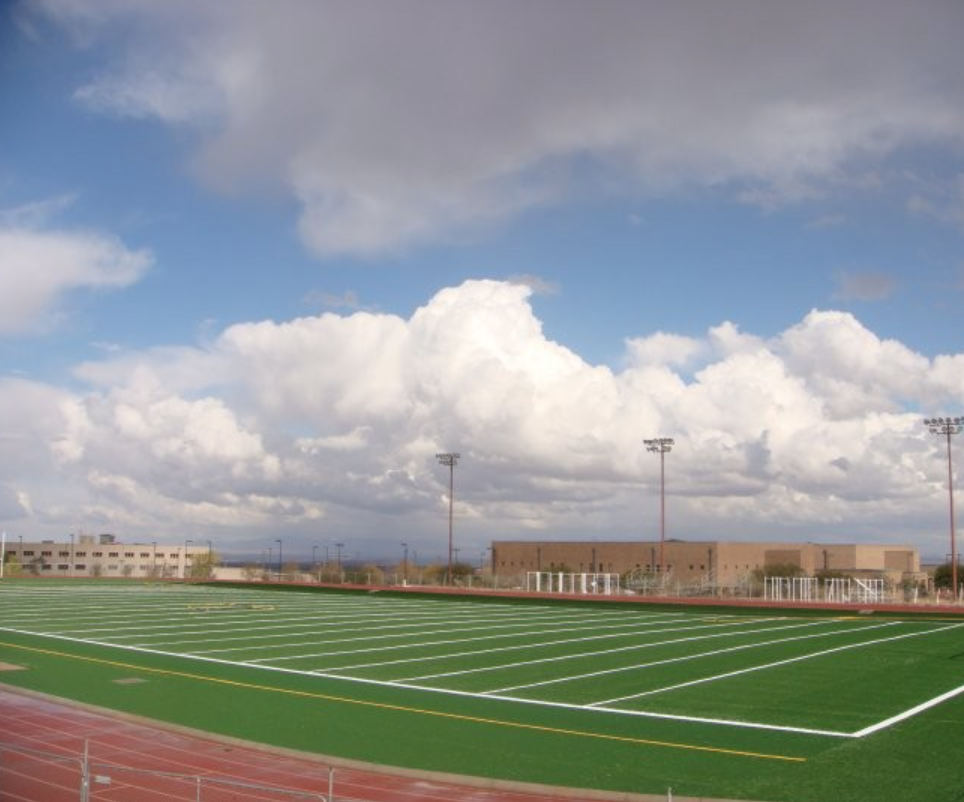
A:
0 740 332 801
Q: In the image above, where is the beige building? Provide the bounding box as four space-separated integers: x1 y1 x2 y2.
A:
2 534 210 579
491 539 920 585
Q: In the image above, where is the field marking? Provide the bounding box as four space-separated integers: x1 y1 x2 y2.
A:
196 611 690 657
851 677 964 737
590 622 964 706
0 638 808 763
0 624 852 738
486 621 900 694
259 617 775 669
49 603 547 637
404 618 840 684
3 585 963 741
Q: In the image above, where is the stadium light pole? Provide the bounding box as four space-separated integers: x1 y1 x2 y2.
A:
276 538 283 580
925 417 962 595
335 542 344 576
436 453 460 585
401 542 408 583
643 437 674 573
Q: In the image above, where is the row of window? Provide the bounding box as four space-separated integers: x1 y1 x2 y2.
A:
14 550 188 560
39 564 173 572
498 560 761 572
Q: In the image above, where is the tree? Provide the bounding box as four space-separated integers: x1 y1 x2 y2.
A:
241 563 261 581
451 561 475 582
188 551 220 579
359 563 385 585
2 553 22 578
281 560 301 582
933 562 961 590
751 562 807 582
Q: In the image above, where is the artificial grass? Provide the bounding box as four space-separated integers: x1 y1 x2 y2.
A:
1 579 963 801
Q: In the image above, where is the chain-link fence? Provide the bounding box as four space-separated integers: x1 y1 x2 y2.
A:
0 741 332 801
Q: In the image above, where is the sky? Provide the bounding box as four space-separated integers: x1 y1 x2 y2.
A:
1 0 964 564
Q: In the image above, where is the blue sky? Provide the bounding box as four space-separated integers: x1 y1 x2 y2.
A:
2 1 963 563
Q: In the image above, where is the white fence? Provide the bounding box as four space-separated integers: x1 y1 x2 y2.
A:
764 576 885 604
525 571 622 595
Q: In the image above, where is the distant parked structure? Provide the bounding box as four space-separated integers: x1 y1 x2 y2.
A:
2 534 210 579
491 539 921 586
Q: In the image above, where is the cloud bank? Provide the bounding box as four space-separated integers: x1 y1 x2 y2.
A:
2 279 960 555
30 0 964 256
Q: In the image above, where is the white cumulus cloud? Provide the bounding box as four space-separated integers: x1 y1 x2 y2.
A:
9 279 956 558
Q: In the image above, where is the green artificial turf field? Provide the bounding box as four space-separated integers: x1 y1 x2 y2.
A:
1 579 962 801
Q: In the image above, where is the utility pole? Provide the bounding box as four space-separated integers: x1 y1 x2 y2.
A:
643 437 674 574
925 417 962 595
436 453 460 585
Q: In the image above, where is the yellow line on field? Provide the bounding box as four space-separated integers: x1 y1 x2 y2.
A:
0 639 806 763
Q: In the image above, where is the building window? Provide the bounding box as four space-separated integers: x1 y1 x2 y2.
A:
41 551 52 557
59 551 69 557
125 552 135 558
57 564 69 570
93 551 102 557
75 564 86 570
109 552 119 557
23 550 34 556
689 564 694 570
76 551 86 557
140 552 150 558
42 564 52 571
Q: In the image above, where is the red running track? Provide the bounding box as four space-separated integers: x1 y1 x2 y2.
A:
0 685 642 802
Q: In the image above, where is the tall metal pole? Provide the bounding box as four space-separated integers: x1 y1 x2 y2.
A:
402 542 408 583
436 453 460 585
644 438 674 573
276 538 283 579
925 417 962 595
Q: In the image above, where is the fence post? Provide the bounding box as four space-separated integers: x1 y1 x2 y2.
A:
328 766 334 802
81 738 89 802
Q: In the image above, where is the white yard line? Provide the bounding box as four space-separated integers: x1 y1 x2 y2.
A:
397 619 831 683
192 611 688 656
851 675 964 738
295 618 776 672
0 624 854 739
241 621 721 671
483 621 899 693
5 586 962 741
589 622 964 706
